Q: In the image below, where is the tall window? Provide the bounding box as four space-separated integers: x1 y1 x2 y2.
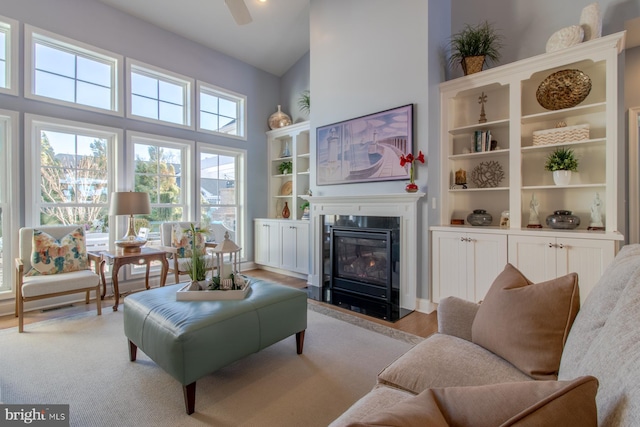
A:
198 144 245 251
129 133 193 245
25 26 122 114
128 60 193 129
25 115 120 250
0 110 17 294
198 82 246 139
0 15 18 96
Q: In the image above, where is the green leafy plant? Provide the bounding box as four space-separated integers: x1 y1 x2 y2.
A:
184 223 209 282
544 147 579 172
298 90 310 115
278 161 293 175
448 21 504 71
300 201 310 211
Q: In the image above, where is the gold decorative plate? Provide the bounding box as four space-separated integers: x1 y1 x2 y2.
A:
279 181 293 196
536 69 592 110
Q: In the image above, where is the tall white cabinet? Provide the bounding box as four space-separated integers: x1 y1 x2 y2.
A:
431 32 626 304
254 122 311 278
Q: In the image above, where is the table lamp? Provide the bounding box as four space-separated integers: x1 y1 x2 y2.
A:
109 191 151 253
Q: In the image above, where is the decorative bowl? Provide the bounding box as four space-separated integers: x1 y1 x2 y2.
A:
546 210 580 229
536 69 592 111
467 209 492 226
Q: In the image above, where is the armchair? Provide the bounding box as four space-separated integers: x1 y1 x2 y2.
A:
15 225 102 333
159 222 216 285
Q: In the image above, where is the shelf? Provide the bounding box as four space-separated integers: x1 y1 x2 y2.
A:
521 138 606 152
522 183 605 190
272 173 293 178
297 171 310 175
272 156 293 162
449 186 509 192
297 153 310 158
449 149 509 160
449 118 510 135
521 102 606 124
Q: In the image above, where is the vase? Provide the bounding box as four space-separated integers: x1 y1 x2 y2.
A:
467 209 492 226
405 182 418 193
553 170 572 186
268 105 292 130
546 210 580 229
282 202 290 218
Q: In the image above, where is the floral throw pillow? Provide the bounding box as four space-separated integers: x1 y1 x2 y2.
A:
171 224 206 259
27 227 89 276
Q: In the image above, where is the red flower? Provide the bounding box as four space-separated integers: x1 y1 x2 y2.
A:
416 151 425 163
399 155 407 167
399 151 424 166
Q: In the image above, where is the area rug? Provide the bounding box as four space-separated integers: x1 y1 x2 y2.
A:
0 306 415 426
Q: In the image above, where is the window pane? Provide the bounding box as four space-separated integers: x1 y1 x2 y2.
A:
135 174 159 202
200 111 217 131
159 102 183 124
0 61 6 89
35 71 75 102
35 43 75 77
131 94 158 119
77 81 112 110
77 56 111 87
201 93 218 114
0 31 5 61
131 72 158 98
159 80 183 105
219 116 235 131
219 98 237 118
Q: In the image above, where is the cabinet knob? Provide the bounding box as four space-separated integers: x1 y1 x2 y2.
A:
558 243 564 249
548 243 554 248
460 237 467 242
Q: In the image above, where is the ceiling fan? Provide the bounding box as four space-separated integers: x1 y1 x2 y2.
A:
225 0 253 25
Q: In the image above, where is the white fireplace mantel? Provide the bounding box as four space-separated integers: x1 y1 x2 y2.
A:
305 193 425 312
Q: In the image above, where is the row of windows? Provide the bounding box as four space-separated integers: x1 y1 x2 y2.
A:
0 16 247 139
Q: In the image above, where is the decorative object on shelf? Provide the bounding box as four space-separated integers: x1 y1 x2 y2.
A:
400 150 425 193
580 2 602 41
281 142 291 158
298 90 310 115
109 191 151 253
546 210 581 229
546 25 584 53
455 168 468 189
279 180 293 196
471 160 504 188
478 91 488 123
316 104 413 185
448 21 505 75
268 105 292 130
467 209 492 226
500 210 510 228
527 193 542 228
282 202 290 218
533 122 590 146
300 201 310 220
450 219 465 225
536 69 592 110
588 192 605 230
544 147 579 185
278 160 292 175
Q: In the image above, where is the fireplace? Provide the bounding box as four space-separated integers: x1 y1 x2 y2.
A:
323 215 406 321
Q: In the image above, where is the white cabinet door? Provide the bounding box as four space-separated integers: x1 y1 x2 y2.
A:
507 235 557 284
254 219 280 267
280 221 310 274
293 222 310 274
432 230 507 303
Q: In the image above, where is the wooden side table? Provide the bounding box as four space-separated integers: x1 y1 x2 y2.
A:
88 248 168 311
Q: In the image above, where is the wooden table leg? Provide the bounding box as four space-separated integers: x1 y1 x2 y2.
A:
112 262 121 311
144 262 151 290
99 259 107 299
160 256 168 287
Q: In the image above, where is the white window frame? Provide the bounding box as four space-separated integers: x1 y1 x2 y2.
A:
197 142 246 259
24 114 122 240
126 59 194 130
0 109 19 297
197 81 247 140
0 15 18 96
24 25 123 115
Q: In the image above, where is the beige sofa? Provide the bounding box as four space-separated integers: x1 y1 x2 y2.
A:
331 244 640 426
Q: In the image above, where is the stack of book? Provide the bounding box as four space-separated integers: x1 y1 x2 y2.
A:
473 130 492 152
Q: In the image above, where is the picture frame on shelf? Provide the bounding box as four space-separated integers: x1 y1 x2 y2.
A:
316 104 414 185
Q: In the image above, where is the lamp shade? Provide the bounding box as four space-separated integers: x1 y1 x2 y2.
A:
109 192 151 216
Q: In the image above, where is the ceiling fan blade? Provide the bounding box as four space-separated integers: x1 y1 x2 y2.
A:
225 0 253 25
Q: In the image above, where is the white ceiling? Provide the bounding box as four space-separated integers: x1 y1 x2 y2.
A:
96 0 310 76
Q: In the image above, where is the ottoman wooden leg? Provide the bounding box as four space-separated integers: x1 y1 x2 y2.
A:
183 382 196 415
296 330 305 354
128 340 138 362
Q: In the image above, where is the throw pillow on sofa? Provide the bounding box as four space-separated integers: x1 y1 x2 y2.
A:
348 376 598 427
27 227 89 276
471 263 580 380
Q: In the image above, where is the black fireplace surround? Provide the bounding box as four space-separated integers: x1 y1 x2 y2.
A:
322 215 408 321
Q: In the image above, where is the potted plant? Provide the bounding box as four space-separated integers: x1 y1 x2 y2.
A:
448 21 504 75
184 224 209 290
278 160 293 175
545 147 579 185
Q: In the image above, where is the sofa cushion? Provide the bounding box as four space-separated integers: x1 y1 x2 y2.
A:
377 334 532 394
472 263 579 380
27 227 88 276
348 376 598 427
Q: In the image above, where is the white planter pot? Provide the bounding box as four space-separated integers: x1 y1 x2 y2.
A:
553 170 572 186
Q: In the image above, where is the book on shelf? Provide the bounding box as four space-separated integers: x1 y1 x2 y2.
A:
473 130 492 153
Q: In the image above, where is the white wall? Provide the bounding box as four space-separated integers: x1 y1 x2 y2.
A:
281 52 310 124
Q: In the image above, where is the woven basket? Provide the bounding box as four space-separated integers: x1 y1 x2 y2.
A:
462 56 485 75
532 124 590 146
536 69 592 110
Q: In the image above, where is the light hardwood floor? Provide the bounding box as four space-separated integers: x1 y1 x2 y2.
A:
0 269 438 338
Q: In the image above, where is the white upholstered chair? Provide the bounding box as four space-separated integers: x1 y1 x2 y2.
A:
15 225 102 333
159 222 216 285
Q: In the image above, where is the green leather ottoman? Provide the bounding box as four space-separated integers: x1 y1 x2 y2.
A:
123 279 307 414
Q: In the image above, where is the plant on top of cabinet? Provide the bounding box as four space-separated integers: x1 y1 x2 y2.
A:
448 21 504 75
298 90 310 115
